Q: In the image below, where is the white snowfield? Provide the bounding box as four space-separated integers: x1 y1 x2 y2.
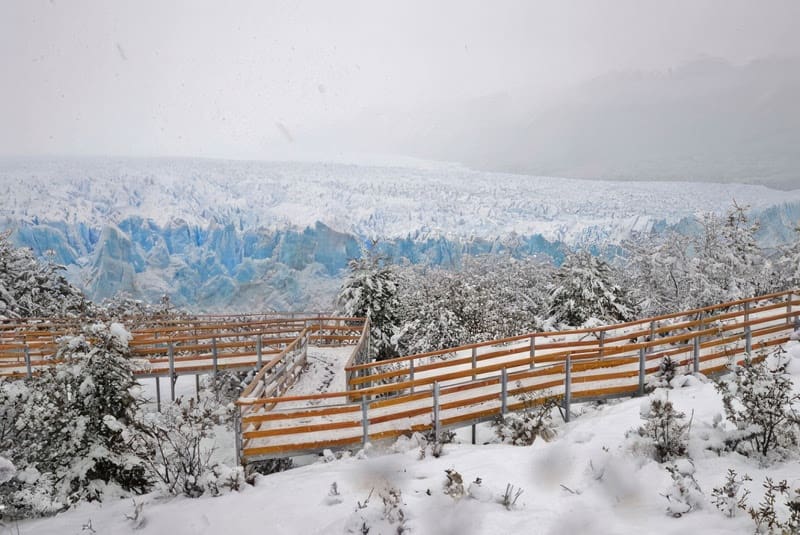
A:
1 157 799 243
239 292 800 461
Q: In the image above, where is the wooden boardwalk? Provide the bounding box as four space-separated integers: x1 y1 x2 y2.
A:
4 293 798 466
0 314 363 384
236 290 800 463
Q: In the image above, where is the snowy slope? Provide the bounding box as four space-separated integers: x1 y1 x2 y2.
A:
20 341 800 534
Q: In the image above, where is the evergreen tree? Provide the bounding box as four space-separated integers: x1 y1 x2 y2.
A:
622 231 695 315
0 323 149 517
0 231 89 319
338 246 400 360
549 251 633 326
692 204 767 305
774 223 800 291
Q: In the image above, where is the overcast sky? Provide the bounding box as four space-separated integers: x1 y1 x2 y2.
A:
2 0 799 161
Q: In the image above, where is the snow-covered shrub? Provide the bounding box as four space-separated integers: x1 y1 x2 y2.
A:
245 457 293 480
338 247 400 360
0 231 90 319
130 397 218 498
125 499 146 530
203 369 252 411
467 477 492 502
628 396 689 463
654 355 679 387
714 353 800 459
662 459 704 517
773 224 800 292
622 203 777 314
345 486 408 534
417 426 455 459
493 393 559 446
548 251 633 327
444 468 465 499
394 256 552 354
710 468 751 518
747 478 800 534
98 292 178 324
0 323 149 518
500 483 524 511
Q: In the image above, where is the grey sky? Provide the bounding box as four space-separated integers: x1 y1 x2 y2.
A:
1 0 799 161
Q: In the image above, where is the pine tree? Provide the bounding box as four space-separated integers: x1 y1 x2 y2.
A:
0 323 150 517
338 246 400 360
0 231 89 319
549 251 633 326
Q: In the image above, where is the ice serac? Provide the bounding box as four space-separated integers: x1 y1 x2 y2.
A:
87 225 146 300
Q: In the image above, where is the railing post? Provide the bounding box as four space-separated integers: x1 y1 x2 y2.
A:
212 337 218 378
638 347 646 395
24 345 32 379
787 292 794 325
563 355 571 423
649 321 656 352
361 397 369 447
168 343 176 402
744 300 752 355
471 347 477 380
409 359 415 394
693 335 700 373
155 376 161 411
500 368 508 416
529 336 536 369
256 334 263 369
598 331 605 359
698 311 704 343
433 381 441 441
234 406 242 466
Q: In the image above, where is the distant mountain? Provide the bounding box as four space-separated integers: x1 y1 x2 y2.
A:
374 58 800 189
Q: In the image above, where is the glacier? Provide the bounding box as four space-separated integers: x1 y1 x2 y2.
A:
1 157 799 311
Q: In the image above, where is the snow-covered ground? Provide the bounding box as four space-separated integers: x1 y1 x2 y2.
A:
20 341 800 534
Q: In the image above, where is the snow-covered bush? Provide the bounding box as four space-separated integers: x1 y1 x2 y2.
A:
444 468 465 499
548 251 633 327
345 486 408 534
338 247 400 360
714 353 800 459
747 478 800 534
203 369 252 411
622 203 777 315
394 256 552 355
245 457 293 479
0 323 149 518
662 459 704 517
657 356 679 386
500 483 524 511
493 393 559 446
628 396 689 463
0 231 90 319
97 292 177 324
710 468 751 518
131 396 222 498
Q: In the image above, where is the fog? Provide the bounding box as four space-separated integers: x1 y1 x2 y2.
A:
2 1 799 186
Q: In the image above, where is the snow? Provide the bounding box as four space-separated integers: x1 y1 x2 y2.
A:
19 340 800 534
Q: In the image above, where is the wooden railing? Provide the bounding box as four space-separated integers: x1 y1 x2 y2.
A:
0 314 343 380
235 290 799 462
